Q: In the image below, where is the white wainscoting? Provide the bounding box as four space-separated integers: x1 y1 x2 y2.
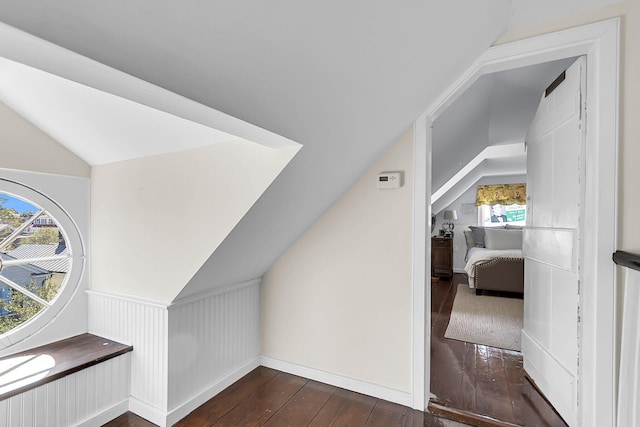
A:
87 280 261 426
0 354 130 427
87 290 169 425
166 279 261 425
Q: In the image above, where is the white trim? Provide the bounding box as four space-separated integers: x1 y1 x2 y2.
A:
129 397 168 427
431 142 525 204
0 178 86 351
414 18 619 426
0 22 300 153
427 19 619 122
616 268 640 426
577 18 619 427
169 278 261 307
77 399 130 427
411 113 429 410
86 289 170 309
166 356 261 426
260 356 413 408
86 278 262 309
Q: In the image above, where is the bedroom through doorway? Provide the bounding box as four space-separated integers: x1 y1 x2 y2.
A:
428 55 581 426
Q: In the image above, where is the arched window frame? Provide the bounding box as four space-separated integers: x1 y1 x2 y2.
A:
0 179 85 350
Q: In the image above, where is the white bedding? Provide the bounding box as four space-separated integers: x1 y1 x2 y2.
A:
464 247 523 288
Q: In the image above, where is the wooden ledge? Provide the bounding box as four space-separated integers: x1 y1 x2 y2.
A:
0 333 132 400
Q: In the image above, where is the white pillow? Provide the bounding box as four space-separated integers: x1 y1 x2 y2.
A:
484 228 523 250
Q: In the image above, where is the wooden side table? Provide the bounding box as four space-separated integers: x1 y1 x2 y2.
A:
431 237 453 279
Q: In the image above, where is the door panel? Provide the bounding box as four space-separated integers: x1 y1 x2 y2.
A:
522 56 585 427
552 117 581 227
550 267 579 366
524 261 551 343
521 329 576 420
523 228 575 271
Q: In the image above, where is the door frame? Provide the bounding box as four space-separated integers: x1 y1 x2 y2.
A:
411 18 619 426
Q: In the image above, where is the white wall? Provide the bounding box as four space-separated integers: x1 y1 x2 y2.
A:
508 0 625 30
0 102 89 178
433 174 525 272
91 141 298 302
261 127 414 394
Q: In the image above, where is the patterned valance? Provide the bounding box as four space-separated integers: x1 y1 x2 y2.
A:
476 183 526 206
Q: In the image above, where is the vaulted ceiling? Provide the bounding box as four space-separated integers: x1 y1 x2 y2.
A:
431 57 577 214
0 0 623 298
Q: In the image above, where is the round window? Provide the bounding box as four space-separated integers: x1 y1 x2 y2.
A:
0 179 84 349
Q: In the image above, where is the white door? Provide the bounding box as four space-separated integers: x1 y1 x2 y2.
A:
522 57 585 427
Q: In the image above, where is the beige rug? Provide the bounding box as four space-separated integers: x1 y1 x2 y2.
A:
444 283 523 351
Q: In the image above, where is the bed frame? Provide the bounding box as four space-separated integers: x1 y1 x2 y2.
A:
473 257 524 295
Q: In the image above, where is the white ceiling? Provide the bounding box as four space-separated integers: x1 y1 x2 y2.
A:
432 57 577 192
0 0 619 294
0 1 512 164
0 57 244 165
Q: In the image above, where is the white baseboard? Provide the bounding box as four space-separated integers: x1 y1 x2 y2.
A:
77 399 129 427
166 356 261 426
127 356 261 427
129 397 168 427
126 354 414 423
260 356 412 407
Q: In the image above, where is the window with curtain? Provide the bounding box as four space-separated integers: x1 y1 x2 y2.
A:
476 183 526 227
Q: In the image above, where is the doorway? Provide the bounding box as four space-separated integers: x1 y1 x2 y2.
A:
428 53 584 425
411 18 618 426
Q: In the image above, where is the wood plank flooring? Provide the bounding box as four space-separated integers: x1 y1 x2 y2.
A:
430 274 568 426
106 273 567 426
105 367 471 426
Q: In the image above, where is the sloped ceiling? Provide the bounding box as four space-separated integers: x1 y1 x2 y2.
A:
0 0 619 299
0 1 514 299
432 58 576 193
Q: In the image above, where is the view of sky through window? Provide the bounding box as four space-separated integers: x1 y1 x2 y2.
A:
1 194 38 214
0 190 69 335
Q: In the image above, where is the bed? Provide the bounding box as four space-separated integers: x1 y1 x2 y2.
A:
463 227 524 295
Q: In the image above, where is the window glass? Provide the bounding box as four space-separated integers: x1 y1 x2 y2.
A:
0 187 74 338
479 203 526 227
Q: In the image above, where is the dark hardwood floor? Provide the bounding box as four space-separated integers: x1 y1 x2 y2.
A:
430 274 568 427
105 367 471 426
106 273 566 427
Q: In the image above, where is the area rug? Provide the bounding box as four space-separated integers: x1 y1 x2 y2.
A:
444 283 523 351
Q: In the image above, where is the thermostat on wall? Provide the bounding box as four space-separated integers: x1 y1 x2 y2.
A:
377 172 402 189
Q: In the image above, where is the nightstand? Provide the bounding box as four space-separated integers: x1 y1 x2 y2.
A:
431 237 453 279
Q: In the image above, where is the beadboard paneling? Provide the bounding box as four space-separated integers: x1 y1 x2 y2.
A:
167 280 261 414
0 354 130 427
87 291 169 413
87 282 261 426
